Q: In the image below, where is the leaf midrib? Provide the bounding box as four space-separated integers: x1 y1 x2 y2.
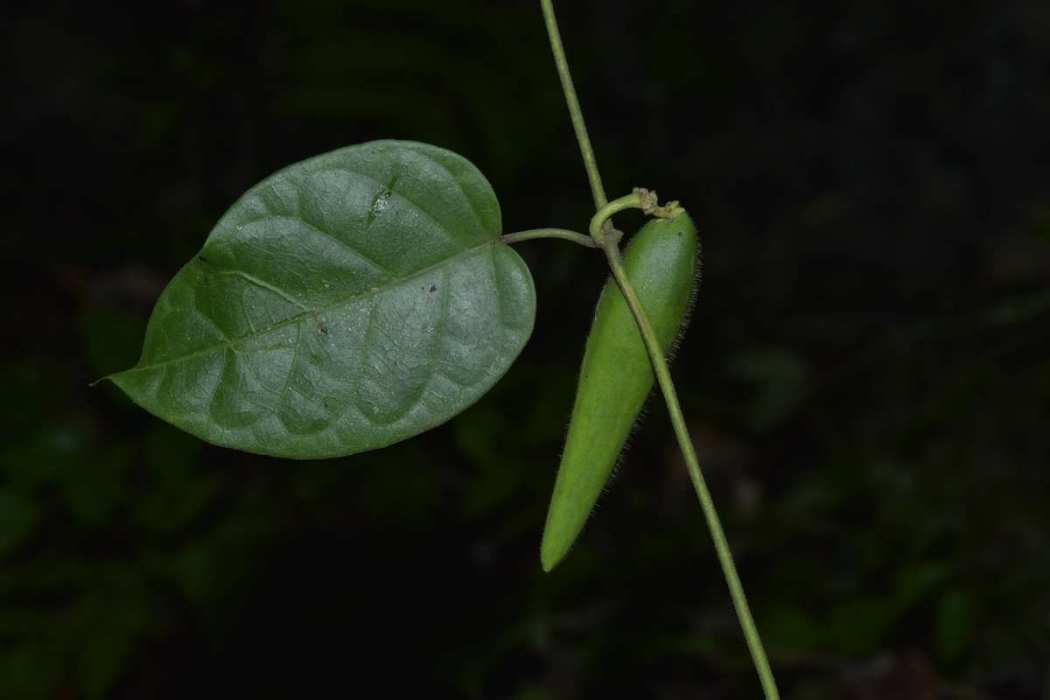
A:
113 239 500 378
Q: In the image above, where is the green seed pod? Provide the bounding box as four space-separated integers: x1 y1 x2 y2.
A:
541 212 699 571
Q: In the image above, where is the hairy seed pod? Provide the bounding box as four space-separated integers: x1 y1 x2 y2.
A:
541 212 699 571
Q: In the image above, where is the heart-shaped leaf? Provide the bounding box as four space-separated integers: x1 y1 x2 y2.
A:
108 141 535 459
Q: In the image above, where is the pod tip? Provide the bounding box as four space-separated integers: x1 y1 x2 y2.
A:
540 537 565 573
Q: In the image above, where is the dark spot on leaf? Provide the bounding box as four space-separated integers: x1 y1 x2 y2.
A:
429 284 437 293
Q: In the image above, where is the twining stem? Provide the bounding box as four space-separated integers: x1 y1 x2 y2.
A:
600 238 781 700
539 0 608 210
502 228 597 248
590 193 646 242
539 0 781 696
588 190 686 244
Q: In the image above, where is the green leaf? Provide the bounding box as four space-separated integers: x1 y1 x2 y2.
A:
108 141 535 459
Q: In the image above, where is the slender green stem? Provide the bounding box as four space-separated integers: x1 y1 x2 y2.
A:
600 238 780 699
502 228 597 248
589 192 644 242
588 189 686 243
539 0 608 209
540 0 780 695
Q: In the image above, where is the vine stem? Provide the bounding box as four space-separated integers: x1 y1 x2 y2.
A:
600 238 781 700
502 228 597 248
539 0 608 209
540 1 781 696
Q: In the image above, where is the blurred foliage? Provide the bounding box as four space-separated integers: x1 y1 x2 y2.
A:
3 0 1050 698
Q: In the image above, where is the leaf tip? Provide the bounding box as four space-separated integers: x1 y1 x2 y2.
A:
88 374 112 388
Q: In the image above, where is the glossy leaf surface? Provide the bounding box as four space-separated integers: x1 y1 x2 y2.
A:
110 141 535 459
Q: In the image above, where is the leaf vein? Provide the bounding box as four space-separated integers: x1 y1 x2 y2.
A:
114 242 500 378
402 146 488 234
214 268 309 310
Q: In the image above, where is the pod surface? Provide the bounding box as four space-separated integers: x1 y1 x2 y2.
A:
541 212 698 571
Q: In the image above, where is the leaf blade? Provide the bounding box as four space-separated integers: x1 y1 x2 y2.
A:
110 141 535 459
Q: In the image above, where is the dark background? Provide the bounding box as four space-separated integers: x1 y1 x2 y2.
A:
4 0 1050 698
